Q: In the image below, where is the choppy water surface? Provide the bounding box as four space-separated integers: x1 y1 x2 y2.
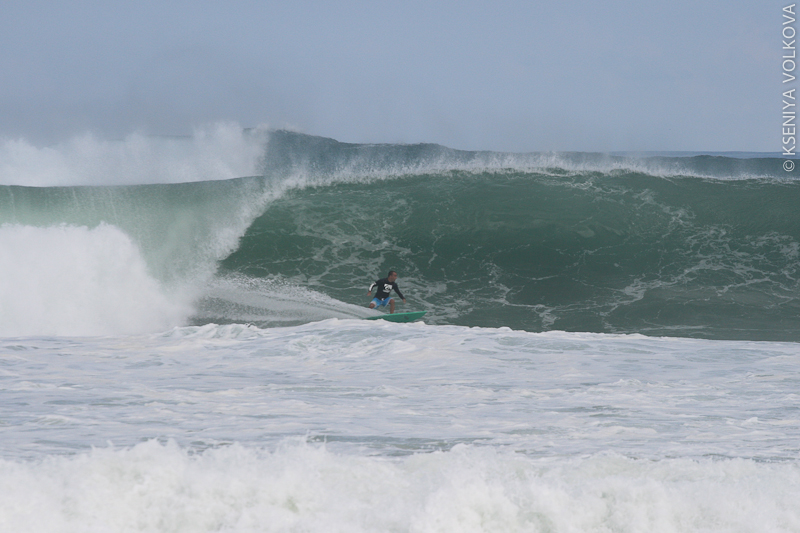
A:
2 130 799 531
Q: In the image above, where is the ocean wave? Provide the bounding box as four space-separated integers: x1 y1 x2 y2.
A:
1 130 798 338
219 169 800 340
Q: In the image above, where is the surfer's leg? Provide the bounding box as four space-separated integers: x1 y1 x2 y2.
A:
389 298 395 313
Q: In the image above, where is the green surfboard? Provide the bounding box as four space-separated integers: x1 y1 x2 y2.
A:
364 311 427 323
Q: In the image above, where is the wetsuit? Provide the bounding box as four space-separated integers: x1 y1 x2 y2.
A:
369 278 404 301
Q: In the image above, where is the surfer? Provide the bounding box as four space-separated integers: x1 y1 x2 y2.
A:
367 271 406 313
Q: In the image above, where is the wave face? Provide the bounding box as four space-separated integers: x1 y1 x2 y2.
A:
1 130 798 339
212 132 800 341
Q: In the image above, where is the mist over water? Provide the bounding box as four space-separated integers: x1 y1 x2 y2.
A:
0 123 267 187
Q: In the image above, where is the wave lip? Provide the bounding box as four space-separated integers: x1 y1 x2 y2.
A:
261 130 792 182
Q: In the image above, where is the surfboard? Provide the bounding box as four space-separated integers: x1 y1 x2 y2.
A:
364 311 427 323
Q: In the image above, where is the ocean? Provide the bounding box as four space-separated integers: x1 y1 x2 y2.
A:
1 127 799 531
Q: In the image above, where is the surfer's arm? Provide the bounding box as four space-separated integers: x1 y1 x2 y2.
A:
393 283 405 301
367 281 377 295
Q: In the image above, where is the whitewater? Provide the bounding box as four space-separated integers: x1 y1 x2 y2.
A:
1 125 799 532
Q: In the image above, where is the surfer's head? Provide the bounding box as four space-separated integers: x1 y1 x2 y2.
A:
387 270 398 282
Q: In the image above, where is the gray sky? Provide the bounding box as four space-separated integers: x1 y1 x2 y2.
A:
0 1 778 152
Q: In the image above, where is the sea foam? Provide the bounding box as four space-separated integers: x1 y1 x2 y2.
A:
1 439 798 533
0 223 190 336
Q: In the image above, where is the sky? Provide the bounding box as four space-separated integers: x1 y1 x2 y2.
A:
0 1 779 152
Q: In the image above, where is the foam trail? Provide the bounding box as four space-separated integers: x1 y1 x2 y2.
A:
0 123 267 187
0 224 190 336
191 275 375 327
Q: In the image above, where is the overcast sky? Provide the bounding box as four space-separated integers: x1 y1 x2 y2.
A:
0 1 778 152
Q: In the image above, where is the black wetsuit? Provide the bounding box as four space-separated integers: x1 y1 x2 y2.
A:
369 278 404 300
